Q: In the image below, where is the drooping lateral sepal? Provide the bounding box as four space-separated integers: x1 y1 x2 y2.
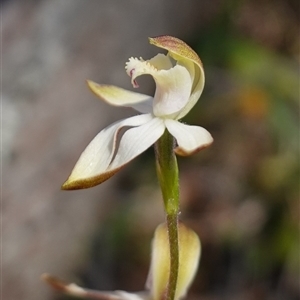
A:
62 114 164 190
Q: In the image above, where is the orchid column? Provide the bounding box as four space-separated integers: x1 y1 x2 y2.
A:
58 36 213 300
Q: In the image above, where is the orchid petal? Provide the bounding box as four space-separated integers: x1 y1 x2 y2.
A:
152 65 192 118
165 119 213 156
87 81 153 114
109 117 165 170
149 36 205 119
147 223 200 300
126 57 193 118
147 53 173 70
62 114 154 190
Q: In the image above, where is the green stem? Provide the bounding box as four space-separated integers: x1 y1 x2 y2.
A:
155 130 179 300
165 214 179 300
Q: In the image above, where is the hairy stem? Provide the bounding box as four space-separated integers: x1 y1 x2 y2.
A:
155 130 179 300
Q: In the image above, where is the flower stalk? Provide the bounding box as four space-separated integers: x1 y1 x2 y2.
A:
155 130 179 214
155 130 180 300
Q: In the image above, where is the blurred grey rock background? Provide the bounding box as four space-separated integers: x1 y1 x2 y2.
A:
2 1 211 299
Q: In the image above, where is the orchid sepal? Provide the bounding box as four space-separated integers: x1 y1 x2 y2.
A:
164 119 213 156
87 81 153 114
62 114 165 190
149 36 205 119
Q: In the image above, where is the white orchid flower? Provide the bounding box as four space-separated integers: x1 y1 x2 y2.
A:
62 36 213 190
43 222 200 300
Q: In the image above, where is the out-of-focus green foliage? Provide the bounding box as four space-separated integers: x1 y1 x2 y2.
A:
185 5 299 297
